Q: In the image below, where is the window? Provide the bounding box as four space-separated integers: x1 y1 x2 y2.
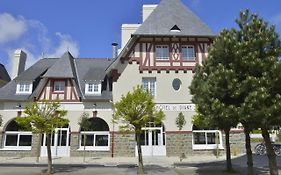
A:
79 117 110 151
85 83 101 95
4 120 32 150
182 45 195 60
156 45 169 60
142 78 156 97
53 81 65 92
16 83 32 94
172 78 181 91
192 128 223 150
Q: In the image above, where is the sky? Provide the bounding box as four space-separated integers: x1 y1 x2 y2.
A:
0 0 281 75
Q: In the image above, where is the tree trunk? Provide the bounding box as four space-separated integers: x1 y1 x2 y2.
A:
261 127 278 175
46 133 53 174
136 131 145 174
36 133 42 163
224 129 233 172
83 133 86 163
244 127 253 175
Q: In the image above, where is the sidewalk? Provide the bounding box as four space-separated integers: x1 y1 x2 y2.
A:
0 154 231 167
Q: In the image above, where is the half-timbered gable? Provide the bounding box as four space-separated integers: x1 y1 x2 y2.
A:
123 37 212 72
37 52 80 102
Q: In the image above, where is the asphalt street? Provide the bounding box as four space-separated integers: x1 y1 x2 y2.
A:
0 154 280 175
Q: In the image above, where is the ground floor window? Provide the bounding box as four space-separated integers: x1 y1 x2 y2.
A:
192 126 223 150
79 117 110 151
4 119 32 150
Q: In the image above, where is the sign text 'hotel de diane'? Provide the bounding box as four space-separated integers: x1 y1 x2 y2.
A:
155 104 195 112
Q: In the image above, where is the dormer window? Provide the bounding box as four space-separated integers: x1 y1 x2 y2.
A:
85 83 101 95
53 81 65 93
16 83 32 94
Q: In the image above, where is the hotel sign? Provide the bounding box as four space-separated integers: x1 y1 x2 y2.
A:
155 104 195 112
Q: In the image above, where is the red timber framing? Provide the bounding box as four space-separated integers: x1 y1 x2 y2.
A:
37 78 80 102
123 37 212 72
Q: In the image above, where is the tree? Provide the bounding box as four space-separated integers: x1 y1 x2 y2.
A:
16 101 68 174
78 112 91 163
0 114 2 127
176 112 186 131
235 10 281 175
113 85 164 174
190 9 281 175
190 29 240 172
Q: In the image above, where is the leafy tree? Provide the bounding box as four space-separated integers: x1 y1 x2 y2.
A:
113 85 164 174
176 112 186 131
78 112 91 163
190 29 240 172
16 101 68 174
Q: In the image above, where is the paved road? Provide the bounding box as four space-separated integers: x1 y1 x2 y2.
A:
0 154 280 175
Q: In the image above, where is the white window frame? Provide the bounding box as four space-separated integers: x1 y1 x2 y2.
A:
79 131 110 151
142 78 156 97
156 45 169 60
53 81 65 93
182 45 195 60
3 131 32 150
16 83 33 94
192 130 224 150
85 83 101 95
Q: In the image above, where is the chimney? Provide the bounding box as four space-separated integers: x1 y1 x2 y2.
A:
12 49 26 79
142 5 157 22
112 43 118 59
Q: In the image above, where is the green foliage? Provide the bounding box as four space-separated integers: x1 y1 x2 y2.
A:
176 112 186 130
113 85 165 132
78 112 90 131
16 100 69 134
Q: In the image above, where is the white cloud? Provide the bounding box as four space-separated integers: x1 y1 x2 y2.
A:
47 32 79 58
0 13 80 75
0 13 27 43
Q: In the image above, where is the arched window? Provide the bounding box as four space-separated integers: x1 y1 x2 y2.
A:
192 125 223 150
80 117 110 151
4 119 32 150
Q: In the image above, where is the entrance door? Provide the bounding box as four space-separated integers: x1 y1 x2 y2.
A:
135 123 166 156
40 127 70 157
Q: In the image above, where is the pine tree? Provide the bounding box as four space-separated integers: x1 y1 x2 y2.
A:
190 9 281 175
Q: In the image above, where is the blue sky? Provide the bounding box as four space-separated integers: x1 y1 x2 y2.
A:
0 0 281 74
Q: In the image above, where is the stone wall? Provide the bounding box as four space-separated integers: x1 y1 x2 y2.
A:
113 133 135 157
166 132 192 157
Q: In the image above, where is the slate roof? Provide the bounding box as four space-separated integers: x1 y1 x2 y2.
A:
0 63 11 87
134 0 215 37
0 52 113 101
43 52 76 78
